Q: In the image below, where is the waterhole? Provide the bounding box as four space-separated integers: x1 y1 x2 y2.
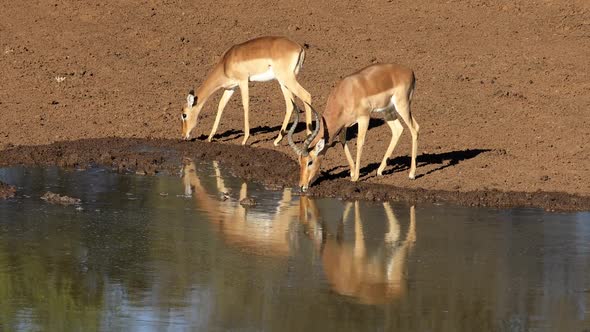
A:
0 162 589 331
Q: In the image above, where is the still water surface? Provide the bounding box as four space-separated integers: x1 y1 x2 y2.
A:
0 162 589 331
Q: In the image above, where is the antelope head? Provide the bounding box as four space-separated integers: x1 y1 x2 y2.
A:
181 90 198 140
287 101 325 192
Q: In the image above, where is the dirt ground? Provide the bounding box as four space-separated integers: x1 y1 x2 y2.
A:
0 0 589 209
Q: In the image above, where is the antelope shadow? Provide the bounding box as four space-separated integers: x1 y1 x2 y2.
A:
342 118 386 141
254 117 387 145
197 124 284 142
198 114 385 144
249 121 312 145
319 148 491 183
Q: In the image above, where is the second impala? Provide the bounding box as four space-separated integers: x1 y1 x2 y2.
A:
288 63 420 191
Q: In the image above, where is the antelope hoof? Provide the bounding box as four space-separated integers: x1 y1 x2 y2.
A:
241 136 250 146
273 135 283 146
207 136 214 142
377 167 385 176
409 173 416 180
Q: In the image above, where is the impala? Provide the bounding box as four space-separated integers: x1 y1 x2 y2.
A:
288 63 420 191
181 36 313 146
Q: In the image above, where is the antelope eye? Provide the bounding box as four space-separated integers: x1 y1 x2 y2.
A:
181 113 187 120
306 160 313 167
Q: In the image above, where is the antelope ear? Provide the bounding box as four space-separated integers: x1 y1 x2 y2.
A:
187 91 196 107
315 139 325 154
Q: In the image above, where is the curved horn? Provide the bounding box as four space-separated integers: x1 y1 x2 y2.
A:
302 102 321 152
287 100 303 156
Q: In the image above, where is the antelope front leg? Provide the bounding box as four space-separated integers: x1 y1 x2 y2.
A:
208 89 235 142
282 79 313 135
352 116 370 182
339 128 356 179
394 97 420 179
238 81 251 145
409 118 420 180
275 85 295 146
377 116 404 176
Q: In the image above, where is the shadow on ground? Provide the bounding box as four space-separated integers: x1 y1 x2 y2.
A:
318 149 492 184
197 124 284 142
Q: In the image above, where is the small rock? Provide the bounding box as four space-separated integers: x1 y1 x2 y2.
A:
263 183 283 191
0 181 16 199
240 197 257 207
41 192 81 206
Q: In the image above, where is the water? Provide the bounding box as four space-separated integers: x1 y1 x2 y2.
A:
0 162 589 331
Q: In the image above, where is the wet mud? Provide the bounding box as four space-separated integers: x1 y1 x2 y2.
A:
0 138 588 211
0 138 298 188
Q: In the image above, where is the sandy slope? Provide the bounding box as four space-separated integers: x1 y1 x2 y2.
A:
0 0 588 197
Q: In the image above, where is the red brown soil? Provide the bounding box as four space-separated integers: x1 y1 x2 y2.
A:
0 0 589 210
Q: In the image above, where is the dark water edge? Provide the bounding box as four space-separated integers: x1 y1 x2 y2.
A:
0 165 589 332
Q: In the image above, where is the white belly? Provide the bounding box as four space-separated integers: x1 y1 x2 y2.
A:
373 96 396 113
249 67 276 82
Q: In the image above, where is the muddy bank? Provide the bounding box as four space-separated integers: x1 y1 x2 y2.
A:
0 137 297 188
307 179 590 212
0 138 588 211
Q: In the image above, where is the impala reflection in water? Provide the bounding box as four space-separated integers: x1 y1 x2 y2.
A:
182 159 300 257
181 159 415 303
301 198 416 305
3 166 588 331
